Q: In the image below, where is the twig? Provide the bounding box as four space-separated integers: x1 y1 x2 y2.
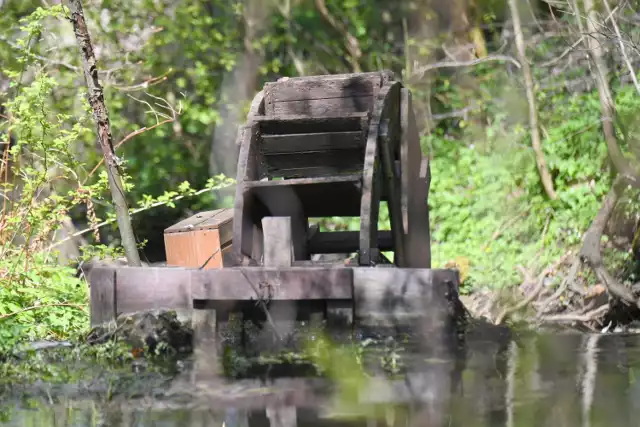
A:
539 304 609 323
539 36 585 67
495 252 572 324
46 180 233 251
238 269 282 341
409 55 521 81
0 303 86 320
535 256 583 315
87 118 174 178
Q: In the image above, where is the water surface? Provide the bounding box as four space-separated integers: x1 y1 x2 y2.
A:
3 327 640 427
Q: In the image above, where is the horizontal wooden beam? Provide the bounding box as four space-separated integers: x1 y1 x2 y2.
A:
308 230 394 254
191 267 353 300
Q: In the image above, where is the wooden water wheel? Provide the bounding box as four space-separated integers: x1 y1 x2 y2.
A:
230 70 431 268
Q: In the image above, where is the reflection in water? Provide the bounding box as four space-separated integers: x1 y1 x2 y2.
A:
5 330 640 427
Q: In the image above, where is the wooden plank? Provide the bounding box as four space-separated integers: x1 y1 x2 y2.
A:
353 268 458 327
401 88 431 268
115 267 193 316
360 83 395 265
263 149 363 178
89 266 116 326
245 175 362 217
191 267 353 300
308 230 393 254
255 112 368 135
261 131 364 154
232 122 263 261
266 405 297 427
191 307 220 382
265 75 378 103
273 95 373 116
262 217 293 267
378 84 405 266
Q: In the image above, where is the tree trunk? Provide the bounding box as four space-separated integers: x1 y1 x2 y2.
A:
68 0 141 267
581 0 637 181
508 0 557 200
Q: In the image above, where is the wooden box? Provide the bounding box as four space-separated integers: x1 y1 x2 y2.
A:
164 208 233 269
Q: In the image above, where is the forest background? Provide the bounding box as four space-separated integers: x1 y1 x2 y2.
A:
1 0 640 347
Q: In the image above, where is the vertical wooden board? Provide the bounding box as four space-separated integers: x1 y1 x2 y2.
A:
115 267 193 316
233 123 262 260
192 228 223 269
262 217 293 267
89 267 116 326
191 307 220 382
164 230 196 267
353 268 457 326
266 406 297 427
402 88 432 269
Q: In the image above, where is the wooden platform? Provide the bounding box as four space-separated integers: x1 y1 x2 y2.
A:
88 265 459 328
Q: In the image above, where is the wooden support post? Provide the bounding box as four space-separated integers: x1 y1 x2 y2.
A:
266 405 298 427
89 267 116 327
262 217 294 267
191 303 219 382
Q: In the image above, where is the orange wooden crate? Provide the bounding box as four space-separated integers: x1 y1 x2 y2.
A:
163 208 233 269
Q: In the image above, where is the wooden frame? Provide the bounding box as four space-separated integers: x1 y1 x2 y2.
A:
88 265 458 327
230 70 431 268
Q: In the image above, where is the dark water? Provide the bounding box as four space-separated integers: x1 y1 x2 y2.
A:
3 327 640 427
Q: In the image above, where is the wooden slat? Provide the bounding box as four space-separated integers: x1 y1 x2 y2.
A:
265 75 378 103
233 122 263 260
262 217 293 267
353 268 458 326
191 267 353 300
261 131 364 154
273 95 373 116
263 149 363 178
245 175 362 217
255 113 368 135
308 230 393 254
115 267 193 316
379 84 405 266
401 88 432 268
89 266 116 326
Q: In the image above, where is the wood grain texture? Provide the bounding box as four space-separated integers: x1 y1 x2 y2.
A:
401 88 432 268
272 95 373 116
255 112 368 134
308 230 393 254
245 175 363 217
115 267 193 316
262 149 364 178
89 266 116 326
191 267 353 300
262 217 293 267
233 123 263 260
353 268 458 327
260 131 364 154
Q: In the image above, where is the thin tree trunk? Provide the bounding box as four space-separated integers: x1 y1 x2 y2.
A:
581 0 637 181
508 0 557 200
68 0 141 266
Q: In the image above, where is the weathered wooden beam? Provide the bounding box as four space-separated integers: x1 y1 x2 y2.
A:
261 131 365 154
89 266 116 326
245 175 362 217
308 230 393 254
273 96 374 116
115 267 193 317
255 112 368 134
263 149 364 178
191 267 353 301
353 268 458 327
262 217 293 267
